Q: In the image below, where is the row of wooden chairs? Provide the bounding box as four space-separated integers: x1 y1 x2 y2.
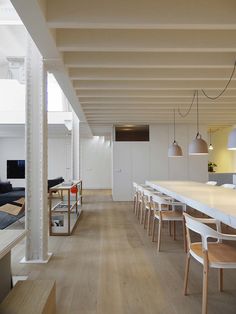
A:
133 183 187 251
132 182 236 314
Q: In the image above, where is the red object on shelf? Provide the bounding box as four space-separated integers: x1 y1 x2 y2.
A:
70 186 78 194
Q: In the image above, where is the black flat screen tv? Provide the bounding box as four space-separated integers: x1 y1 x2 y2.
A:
7 160 25 179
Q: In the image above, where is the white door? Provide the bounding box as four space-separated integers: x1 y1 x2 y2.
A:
112 142 132 201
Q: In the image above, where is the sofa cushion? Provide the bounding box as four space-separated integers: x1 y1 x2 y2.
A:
0 182 13 194
0 190 25 207
48 177 64 190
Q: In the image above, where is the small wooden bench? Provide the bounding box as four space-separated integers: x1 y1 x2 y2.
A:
0 280 56 314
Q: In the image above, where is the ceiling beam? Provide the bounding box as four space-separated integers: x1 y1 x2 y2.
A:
68 68 236 80
57 29 236 52
79 97 236 104
47 0 236 29
76 89 236 97
64 52 236 68
73 80 236 90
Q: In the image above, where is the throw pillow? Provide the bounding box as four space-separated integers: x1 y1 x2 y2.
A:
0 181 13 194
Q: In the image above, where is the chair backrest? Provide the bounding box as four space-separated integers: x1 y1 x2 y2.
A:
152 194 171 206
206 181 217 186
184 213 220 250
221 183 236 189
143 188 154 199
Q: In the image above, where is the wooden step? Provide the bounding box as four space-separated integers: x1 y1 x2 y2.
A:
0 280 56 314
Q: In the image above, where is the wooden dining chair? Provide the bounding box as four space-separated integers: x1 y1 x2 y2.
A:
133 182 138 214
221 183 236 189
138 186 155 224
141 188 158 228
206 181 217 186
183 213 236 314
151 194 187 251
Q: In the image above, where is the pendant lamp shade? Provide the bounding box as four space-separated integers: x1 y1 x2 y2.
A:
208 128 213 150
188 90 208 155
189 133 208 155
228 128 236 150
209 143 214 150
168 140 183 157
168 109 183 157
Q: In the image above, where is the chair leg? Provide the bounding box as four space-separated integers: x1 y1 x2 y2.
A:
152 218 156 242
147 209 151 235
137 202 140 219
157 220 162 251
182 220 187 253
139 203 143 224
133 197 136 213
184 253 191 295
218 268 223 292
169 221 172 236
143 209 147 229
202 252 209 314
173 221 176 240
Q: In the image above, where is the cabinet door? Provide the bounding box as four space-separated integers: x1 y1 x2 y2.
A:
112 142 132 201
132 142 150 185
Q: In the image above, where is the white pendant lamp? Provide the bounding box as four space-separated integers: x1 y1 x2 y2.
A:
208 128 214 150
168 109 183 157
189 90 208 155
228 128 236 150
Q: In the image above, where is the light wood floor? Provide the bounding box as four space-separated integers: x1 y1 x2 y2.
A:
11 190 236 314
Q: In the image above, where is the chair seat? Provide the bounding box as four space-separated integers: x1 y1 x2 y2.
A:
154 210 183 221
190 242 236 267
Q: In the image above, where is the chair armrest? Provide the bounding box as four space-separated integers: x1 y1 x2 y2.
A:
219 233 236 241
193 218 219 224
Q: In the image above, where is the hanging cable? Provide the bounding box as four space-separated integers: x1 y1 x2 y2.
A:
173 109 176 141
178 90 196 118
202 60 236 100
196 90 199 135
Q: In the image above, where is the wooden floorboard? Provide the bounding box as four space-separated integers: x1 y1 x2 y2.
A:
11 190 236 314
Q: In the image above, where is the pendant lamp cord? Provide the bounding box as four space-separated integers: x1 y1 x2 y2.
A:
177 60 236 120
178 90 196 118
173 109 176 142
196 90 199 135
202 61 236 100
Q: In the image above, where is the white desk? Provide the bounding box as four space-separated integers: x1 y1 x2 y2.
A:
146 181 236 229
0 229 27 301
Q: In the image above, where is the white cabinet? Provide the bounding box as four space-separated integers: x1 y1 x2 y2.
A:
112 142 150 201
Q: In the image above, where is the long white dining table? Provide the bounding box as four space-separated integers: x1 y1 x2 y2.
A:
146 180 236 229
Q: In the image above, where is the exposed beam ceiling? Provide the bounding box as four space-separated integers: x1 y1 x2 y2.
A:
10 0 236 132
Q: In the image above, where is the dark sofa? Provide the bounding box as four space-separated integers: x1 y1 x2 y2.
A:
0 187 25 207
0 177 64 229
48 177 64 191
0 182 25 229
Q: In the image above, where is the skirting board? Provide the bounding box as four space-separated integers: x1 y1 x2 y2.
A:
20 252 53 264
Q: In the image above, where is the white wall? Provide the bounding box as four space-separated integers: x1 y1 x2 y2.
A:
80 137 112 189
48 137 71 180
113 124 208 201
0 136 71 186
72 111 80 180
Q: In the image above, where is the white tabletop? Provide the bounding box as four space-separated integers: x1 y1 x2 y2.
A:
146 181 236 229
0 229 27 260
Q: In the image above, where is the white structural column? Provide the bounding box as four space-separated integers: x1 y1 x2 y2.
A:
23 37 50 263
72 111 80 180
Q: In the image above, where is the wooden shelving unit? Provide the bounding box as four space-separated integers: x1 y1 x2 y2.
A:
49 180 82 236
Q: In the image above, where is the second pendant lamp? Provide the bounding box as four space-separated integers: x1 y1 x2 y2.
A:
189 90 208 155
168 109 183 157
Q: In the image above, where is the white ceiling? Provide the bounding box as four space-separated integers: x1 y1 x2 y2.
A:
10 0 236 132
